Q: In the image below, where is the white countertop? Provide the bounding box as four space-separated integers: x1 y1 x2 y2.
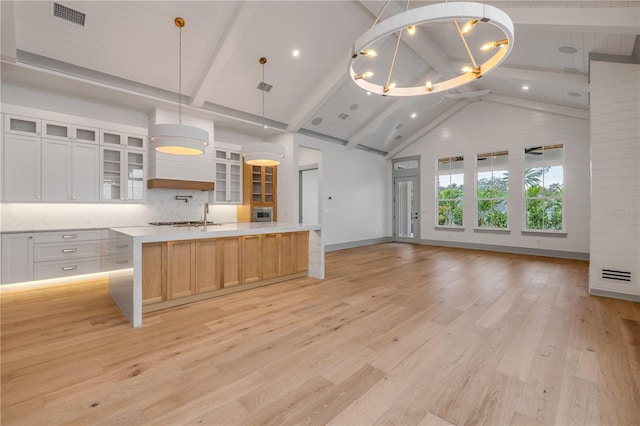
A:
110 222 321 243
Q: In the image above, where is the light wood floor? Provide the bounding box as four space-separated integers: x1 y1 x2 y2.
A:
2 243 639 425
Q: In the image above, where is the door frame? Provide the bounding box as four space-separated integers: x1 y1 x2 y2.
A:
392 156 420 243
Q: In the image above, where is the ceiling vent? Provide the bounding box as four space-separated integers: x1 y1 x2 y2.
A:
601 268 632 282
257 82 273 93
338 113 349 120
52 3 86 27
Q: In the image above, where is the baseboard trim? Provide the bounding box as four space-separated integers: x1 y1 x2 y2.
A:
589 288 640 303
418 239 590 261
326 237 392 252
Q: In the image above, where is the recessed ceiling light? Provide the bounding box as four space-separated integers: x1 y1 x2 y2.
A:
522 85 529 90
558 46 577 54
311 117 323 125
567 92 582 97
396 124 403 130
350 103 359 111
292 49 300 57
366 91 371 96
411 113 417 118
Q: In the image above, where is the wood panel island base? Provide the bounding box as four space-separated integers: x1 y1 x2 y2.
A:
108 222 323 327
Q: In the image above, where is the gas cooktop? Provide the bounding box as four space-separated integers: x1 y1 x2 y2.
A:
148 221 217 227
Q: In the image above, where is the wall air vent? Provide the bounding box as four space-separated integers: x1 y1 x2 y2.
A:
338 113 349 120
53 3 86 27
601 268 632 282
257 82 273 93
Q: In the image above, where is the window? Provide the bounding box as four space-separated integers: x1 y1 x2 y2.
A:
524 144 564 231
477 151 509 229
437 156 464 227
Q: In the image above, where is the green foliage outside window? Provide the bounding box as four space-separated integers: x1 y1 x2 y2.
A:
477 173 508 228
438 186 463 226
524 167 564 230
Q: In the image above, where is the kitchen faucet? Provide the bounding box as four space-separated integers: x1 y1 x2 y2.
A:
203 202 209 227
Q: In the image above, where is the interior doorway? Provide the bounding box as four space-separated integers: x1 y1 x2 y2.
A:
392 156 420 243
299 167 319 225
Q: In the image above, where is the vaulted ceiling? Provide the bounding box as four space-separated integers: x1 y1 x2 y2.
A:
1 1 638 158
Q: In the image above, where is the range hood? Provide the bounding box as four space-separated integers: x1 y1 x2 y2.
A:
147 178 214 191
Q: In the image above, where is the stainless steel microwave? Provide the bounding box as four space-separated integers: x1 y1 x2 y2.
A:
253 207 273 222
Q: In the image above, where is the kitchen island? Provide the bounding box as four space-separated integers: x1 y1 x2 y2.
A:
108 222 323 327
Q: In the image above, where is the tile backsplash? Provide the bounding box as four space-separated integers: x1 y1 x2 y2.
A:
0 189 238 231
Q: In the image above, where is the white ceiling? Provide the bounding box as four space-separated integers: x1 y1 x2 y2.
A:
1 1 639 156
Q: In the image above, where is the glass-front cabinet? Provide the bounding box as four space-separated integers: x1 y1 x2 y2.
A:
100 130 146 151
214 148 242 204
101 147 145 202
251 165 276 204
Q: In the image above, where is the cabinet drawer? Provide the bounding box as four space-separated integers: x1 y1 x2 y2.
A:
102 238 133 256
34 241 101 262
34 230 103 243
102 255 133 272
33 257 102 281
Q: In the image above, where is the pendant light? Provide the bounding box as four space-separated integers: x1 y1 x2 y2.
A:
149 17 209 156
243 57 285 166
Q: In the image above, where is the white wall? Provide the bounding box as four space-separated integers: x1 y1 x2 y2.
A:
395 100 591 256
295 134 389 247
589 59 640 298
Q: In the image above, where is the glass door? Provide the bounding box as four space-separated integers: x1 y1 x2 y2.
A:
393 176 419 243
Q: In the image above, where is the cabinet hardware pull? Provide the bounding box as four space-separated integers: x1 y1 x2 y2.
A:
62 235 77 239
115 244 129 249
62 248 77 253
116 260 128 265
61 266 78 271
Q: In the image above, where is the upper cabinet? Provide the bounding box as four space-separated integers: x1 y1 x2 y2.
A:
1 112 146 203
41 138 100 202
2 134 41 201
43 120 99 143
4 114 41 137
101 147 145 202
213 147 242 205
100 130 146 151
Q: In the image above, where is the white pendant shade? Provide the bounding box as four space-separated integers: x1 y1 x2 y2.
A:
149 123 209 156
243 142 284 166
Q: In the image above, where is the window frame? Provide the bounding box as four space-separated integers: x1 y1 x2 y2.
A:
475 150 509 230
436 156 464 228
522 144 566 233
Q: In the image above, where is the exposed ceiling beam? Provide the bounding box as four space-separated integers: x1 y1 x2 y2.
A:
386 100 470 159
1 1 16 63
454 63 590 90
483 94 589 120
189 1 260 108
504 7 640 34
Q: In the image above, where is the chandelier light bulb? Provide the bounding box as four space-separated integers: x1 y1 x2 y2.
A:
360 49 377 57
462 66 473 73
426 80 433 91
355 71 374 80
407 25 416 35
481 38 509 51
461 19 478 34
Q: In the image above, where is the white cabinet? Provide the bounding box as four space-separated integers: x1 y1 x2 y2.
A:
43 120 99 143
100 130 146 151
2 134 41 201
4 114 41 137
1 233 34 284
32 230 103 281
101 147 145 202
214 148 242 204
41 139 100 202
2 112 146 203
